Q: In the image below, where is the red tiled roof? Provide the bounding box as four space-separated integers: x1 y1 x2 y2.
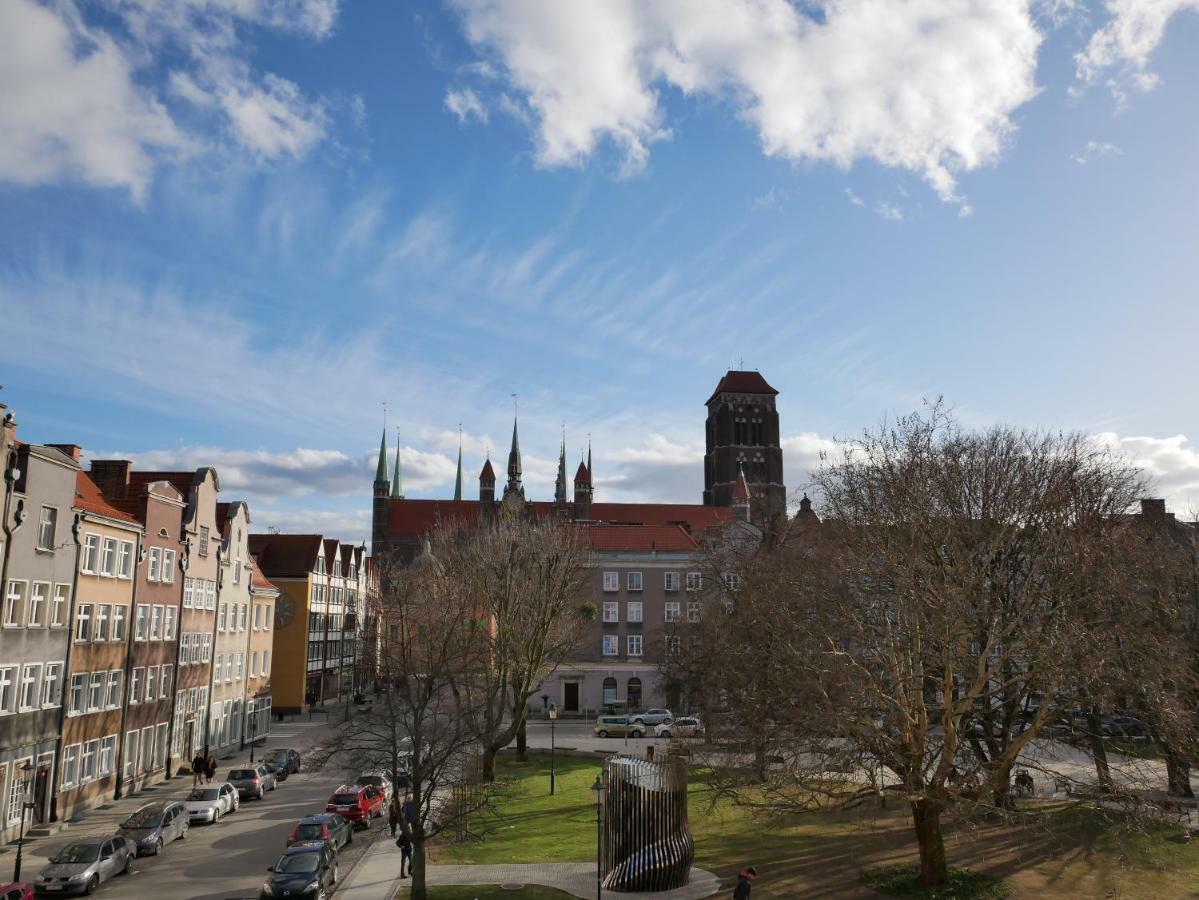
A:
708 370 778 402
574 461 590 484
383 498 732 539
479 458 496 481
587 525 697 552
250 559 279 592
75 472 139 524
249 533 325 578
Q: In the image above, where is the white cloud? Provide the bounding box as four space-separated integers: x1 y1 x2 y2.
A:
445 87 490 124
252 508 371 544
1093 432 1199 515
753 186 786 211
1076 0 1199 99
845 187 866 207
875 201 904 222
450 0 1044 202
216 71 328 159
0 0 190 200
1071 140 1123 164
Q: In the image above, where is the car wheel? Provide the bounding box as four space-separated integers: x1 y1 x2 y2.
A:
598 730 609 738
213 808 220 823
182 823 188 838
84 874 99 895
257 788 264 800
123 855 132 875
154 837 163 855
345 829 353 845
332 863 339 884
633 730 645 738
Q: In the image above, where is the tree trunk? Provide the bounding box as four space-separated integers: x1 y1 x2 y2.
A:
482 744 498 782
1085 708 1114 793
1165 749 1194 798
910 799 948 888
410 840 427 900
991 757 1015 810
516 715 528 760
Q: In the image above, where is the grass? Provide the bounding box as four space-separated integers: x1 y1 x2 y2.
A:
431 752 1199 898
864 865 1012 899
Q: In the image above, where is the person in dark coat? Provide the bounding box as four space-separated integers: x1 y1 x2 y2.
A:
733 866 756 899
401 792 414 827
395 831 413 878
192 753 206 788
388 797 401 837
205 755 217 784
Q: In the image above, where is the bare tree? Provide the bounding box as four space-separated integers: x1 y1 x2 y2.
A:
677 406 1148 888
310 543 488 900
440 516 593 780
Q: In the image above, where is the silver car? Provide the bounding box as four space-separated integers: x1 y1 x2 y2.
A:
117 800 189 856
183 781 240 823
630 708 674 727
228 763 277 800
34 835 133 895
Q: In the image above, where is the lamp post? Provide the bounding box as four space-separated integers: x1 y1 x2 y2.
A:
548 704 557 795
590 774 604 900
12 759 34 882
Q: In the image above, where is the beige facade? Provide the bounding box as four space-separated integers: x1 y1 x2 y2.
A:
245 558 277 745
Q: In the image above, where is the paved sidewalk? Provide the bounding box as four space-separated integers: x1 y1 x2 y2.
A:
338 837 406 900
425 863 720 899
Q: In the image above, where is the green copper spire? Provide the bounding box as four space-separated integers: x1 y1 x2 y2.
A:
453 428 464 501
374 427 388 485
391 428 404 499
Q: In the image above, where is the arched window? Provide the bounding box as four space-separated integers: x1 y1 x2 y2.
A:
627 677 642 710
602 677 618 705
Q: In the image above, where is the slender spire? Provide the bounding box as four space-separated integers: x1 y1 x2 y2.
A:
374 426 389 485
391 428 404 499
506 395 522 490
587 437 592 482
453 425 464 501
555 425 568 503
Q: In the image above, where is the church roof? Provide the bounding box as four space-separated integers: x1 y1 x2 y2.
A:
479 457 496 482
586 524 698 552
732 468 751 500
574 460 590 484
708 370 778 402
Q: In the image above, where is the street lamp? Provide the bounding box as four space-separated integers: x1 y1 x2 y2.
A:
548 704 558 795
590 774 604 900
12 760 35 882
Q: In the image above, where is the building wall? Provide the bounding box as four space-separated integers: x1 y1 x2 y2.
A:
60 514 140 821
0 444 78 842
268 578 311 715
703 391 786 523
212 503 252 755
173 470 219 762
121 483 183 796
245 578 276 742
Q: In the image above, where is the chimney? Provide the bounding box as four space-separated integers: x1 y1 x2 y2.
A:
89 460 133 501
1140 498 1167 521
47 443 83 462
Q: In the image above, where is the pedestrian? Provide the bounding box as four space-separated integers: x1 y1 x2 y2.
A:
401 792 414 827
395 830 413 878
388 796 401 837
205 754 217 784
733 865 756 899
192 752 206 788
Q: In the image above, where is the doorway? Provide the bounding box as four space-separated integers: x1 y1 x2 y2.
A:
33 758 51 825
563 682 579 712
627 677 642 711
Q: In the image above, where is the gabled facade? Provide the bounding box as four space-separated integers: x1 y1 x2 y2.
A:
0 431 79 842
245 557 278 746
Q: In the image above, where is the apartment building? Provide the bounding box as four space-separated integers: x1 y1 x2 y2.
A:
0 434 79 843
211 501 254 756
89 461 187 796
245 558 278 745
539 525 706 715
249 534 358 716
58 465 141 821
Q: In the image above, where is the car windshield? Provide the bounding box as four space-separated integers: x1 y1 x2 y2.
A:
276 852 321 874
356 776 380 785
331 793 359 805
123 807 164 828
265 752 287 762
295 824 324 839
52 844 100 864
229 769 256 779
188 789 219 801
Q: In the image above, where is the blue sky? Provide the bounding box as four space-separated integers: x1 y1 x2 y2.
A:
2 0 1198 542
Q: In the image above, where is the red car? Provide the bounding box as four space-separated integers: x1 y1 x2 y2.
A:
325 784 385 827
0 883 34 900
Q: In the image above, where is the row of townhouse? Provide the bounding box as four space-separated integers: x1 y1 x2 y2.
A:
0 406 291 844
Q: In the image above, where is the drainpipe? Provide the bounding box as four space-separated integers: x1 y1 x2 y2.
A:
49 512 85 823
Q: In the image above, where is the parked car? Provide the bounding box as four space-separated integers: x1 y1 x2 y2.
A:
263 760 290 782
117 801 188 856
287 813 354 851
183 782 240 824
1102 715 1146 739
630 709 673 727
354 771 394 802
594 715 646 738
0 883 34 900
655 716 702 738
228 764 277 800
325 784 385 828
261 842 338 900
34 836 133 895
263 748 301 776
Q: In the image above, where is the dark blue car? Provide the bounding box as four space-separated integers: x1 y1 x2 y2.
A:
261 842 338 899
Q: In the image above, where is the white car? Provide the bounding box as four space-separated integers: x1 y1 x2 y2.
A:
355 771 395 802
655 717 703 738
183 782 240 823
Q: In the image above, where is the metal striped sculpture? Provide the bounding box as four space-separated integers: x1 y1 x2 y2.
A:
601 755 694 891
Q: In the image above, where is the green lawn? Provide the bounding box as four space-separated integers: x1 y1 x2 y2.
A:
432 752 1199 898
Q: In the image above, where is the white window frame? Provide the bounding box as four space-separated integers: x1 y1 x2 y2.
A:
118 541 134 579
145 665 157 702
129 668 142 705
687 600 701 623
686 572 702 592
627 600 643 623
38 506 57 551
61 744 80 788
68 673 86 715
150 605 162 641
163 606 176 641
51 584 69 628
123 731 138 780
664 571 680 592
3 580 25 628
28 581 49 627
205 580 216 610
134 605 148 641
94 604 109 642
627 634 643 657
105 670 122 709
161 549 176 583
42 662 63 708
602 601 619 623
147 548 161 582
602 571 619 592
18 663 41 711
183 578 194 609
627 571 643 592
81 740 97 783
112 605 126 641
602 635 619 656
87 672 104 712
218 602 227 632
100 538 117 577
664 601 681 623
75 603 92 642
160 665 171 698
81 534 100 574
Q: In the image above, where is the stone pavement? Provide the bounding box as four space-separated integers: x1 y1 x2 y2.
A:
426 863 721 899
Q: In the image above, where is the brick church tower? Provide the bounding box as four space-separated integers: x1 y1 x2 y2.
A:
703 370 786 525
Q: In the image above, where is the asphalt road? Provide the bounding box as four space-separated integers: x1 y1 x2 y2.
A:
27 721 382 900
524 718 681 755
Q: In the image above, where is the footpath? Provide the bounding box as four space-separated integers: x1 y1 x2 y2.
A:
0 711 343 859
